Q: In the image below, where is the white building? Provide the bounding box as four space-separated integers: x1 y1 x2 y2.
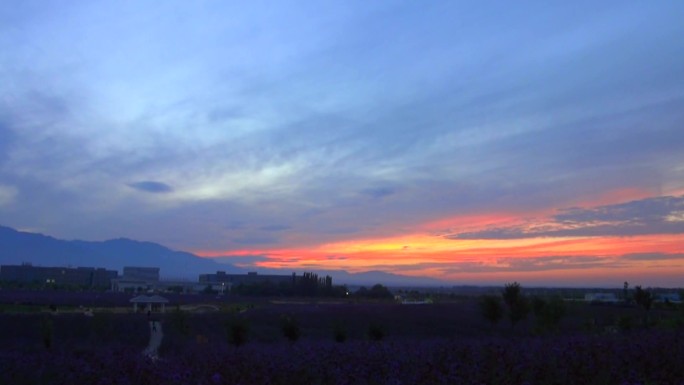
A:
130 294 169 313
655 293 681 303
584 293 618 302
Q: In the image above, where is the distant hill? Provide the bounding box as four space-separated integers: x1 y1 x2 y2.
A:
0 225 225 279
0 225 445 286
313 269 445 287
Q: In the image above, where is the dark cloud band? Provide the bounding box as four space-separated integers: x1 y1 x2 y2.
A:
127 181 173 193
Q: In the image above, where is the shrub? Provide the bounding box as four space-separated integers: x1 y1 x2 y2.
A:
480 295 503 327
508 297 530 328
617 315 633 333
280 315 300 342
225 316 249 347
169 308 191 336
532 296 566 333
355 284 393 299
333 323 347 343
41 316 53 349
367 323 385 341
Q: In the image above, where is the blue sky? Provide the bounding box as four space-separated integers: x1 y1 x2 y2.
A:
1 1 683 285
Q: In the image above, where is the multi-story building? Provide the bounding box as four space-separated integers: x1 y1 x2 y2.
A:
0 264 118 288
122 267 160 282
110 266 161 292
199 271 294 286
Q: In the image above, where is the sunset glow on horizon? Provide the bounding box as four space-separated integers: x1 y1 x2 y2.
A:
192 194 684 286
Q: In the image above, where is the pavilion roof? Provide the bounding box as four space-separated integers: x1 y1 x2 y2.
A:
129 295 169 304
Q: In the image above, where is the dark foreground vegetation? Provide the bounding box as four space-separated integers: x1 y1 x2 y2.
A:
1 288 684 384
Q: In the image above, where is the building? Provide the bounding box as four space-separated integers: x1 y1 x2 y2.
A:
111 267 217 293
123 267 160 282
0 264 118 288
584 293 619 303
199 271 294 287
655 293 681 303
110 266 160 292
111 267 158 292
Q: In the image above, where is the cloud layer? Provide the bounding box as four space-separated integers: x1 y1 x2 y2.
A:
1 1 683 286
453 196 684 239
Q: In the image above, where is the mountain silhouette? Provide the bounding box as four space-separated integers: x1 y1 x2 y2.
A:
0 225 444 286
0 225 225 279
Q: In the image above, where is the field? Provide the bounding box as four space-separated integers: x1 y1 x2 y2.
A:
1 290 684 384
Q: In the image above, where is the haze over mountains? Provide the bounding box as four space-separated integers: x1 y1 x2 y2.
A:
0 225 442 287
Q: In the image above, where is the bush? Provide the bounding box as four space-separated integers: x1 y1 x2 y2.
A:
355 284 393 299
617 315 633 333
480 295 503 327
333 323 347 343
367 323 385 341
532 296 566 333
41 316 53 350
225 316 249 347
169 308 191 336
280 315 300 342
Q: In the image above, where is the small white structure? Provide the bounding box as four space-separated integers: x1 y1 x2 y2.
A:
655 293 681 303
401 299 433 305
130 295 169 313
111 278 151 293
584 293 618 303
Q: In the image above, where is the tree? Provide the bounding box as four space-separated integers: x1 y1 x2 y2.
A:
480 295 504 327
292 272 335 297
633 285 653 327
502 282 529 328
633 285 653 311
502 282 522 309
531 296 566 333
623 281 630 304
355 284 393 299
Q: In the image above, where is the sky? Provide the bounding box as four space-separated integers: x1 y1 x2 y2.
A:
1 1 684 287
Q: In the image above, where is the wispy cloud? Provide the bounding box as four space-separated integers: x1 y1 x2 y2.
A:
231 235 279 246
127 181 173 194
334 251 684 277
620 252 684 261
0 185 18 207
212 255 270 267
452 196 684 239
259 224 291 232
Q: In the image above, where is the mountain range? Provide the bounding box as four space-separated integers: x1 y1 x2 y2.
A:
0 225 443 287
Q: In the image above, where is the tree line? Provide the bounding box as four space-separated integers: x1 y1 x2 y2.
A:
480 281 668 333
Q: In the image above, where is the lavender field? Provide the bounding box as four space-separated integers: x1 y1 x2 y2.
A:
3 332 684 385
1 295 684 384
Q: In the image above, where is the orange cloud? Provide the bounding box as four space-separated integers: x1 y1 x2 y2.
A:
192 192 684 286
195 232 684 283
